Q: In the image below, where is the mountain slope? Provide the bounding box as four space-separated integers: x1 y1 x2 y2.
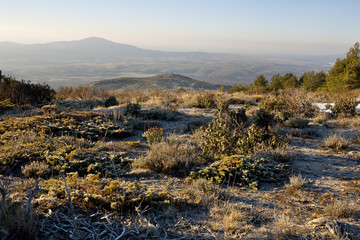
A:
89 73 229 91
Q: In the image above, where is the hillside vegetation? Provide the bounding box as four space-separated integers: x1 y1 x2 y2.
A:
0 43 359 240
89 73 229 91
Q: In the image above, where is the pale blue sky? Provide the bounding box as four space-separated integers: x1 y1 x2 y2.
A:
1 0 359 54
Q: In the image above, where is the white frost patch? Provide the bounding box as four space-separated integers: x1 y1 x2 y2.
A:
312 102 360 114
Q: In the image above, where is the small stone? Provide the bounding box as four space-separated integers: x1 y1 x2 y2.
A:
306 217 332 226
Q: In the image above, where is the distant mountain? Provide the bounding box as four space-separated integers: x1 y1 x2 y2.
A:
0 37 342 88
89 73 229 91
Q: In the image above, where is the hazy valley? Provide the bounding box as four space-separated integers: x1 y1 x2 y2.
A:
0 37 341 88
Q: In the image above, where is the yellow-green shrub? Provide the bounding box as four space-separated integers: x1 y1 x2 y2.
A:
187 154 289 190
38 173 171 212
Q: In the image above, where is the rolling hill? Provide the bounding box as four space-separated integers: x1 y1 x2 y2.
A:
89 73 229 91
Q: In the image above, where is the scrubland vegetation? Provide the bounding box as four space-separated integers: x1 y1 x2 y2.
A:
0 43 360 239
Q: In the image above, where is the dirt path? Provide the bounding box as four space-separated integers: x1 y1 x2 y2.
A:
288 124 360 194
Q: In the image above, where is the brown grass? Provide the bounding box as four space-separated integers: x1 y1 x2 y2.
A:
323 134 349 151
273 214 310 239
323 200 358 219
133 136 200 176
333 116 360 127
21 161 50 178
209 203 258 237
183 179 227 205
285 174 308 194
313 112 330 124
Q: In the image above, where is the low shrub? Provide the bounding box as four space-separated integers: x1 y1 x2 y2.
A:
21 161 50 178
38 173 171 212
133 138 200 176
331 98 357 117
255 109 274 130
323 134 349 151
199 113 286 158
143 126 164 145
285 174 308 193
259 97 286 112
0 131 128 177
284 117 310 129
199 117 241 158
0 111 133 141
0 178 38 240
183 179 227 205
274 111 293 124
0 75 55 105
0 99 16 114
125 103 141 116
187 154 289 189
236 124 287 154
104 96 119 108
225 108 247 126
323 200 357 218
196 91 216 108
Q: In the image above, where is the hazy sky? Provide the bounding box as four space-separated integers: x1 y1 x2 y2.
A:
1 0 359 55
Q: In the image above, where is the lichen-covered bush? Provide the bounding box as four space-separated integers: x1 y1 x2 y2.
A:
236 124 286 154
45 142 129 177
199 117 241 158
259 97 286 112
0 111 132 141
331 98 357 117
187 154 289 189
0 131 128 177
0 99 16 114
199 115 286 158
21 161 50 178
38 173 171 212
143 126 164 145
194 91 216 109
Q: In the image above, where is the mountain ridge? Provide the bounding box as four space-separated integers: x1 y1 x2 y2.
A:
0 37 342 88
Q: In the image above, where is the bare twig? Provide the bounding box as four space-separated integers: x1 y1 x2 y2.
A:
62 175 74 214
25 180 39 220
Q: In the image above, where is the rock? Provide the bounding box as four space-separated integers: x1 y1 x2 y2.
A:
306 217 332 227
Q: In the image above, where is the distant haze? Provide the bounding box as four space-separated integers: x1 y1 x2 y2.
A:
0 37 343 88
1 0 359 55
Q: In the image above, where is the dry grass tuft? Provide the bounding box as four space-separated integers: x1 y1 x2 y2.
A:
313 112 330 124
323 134 349 151
183 179 227 205
323 200 358 219
285 174 308 194
21 161 50 178
273 214 310 239
333 116 360 127
133 137 200 176
209 203 257 237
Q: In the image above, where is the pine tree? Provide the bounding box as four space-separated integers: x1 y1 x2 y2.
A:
326 42 360 93
253 74 268 87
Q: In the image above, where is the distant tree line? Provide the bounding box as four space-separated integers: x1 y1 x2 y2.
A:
0 74 55 105
228 42 360 93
